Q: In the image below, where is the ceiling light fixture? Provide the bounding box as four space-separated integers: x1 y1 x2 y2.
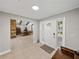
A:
32 5 39 11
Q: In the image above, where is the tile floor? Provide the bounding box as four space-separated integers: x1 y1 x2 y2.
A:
0 35 52 59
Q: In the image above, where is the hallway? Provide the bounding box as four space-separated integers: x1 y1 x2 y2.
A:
0 35 51 59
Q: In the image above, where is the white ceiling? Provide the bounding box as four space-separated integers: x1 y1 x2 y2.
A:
0 0 79 20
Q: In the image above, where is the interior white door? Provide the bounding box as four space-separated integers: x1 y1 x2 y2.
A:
44 20 56 49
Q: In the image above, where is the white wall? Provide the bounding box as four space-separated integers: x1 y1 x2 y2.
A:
0 12 39 54
40 8 79 51
0 12 11 53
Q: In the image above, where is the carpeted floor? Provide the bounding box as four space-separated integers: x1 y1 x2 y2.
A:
40 44 55 54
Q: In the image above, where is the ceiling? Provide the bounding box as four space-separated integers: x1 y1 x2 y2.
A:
0 0 79 20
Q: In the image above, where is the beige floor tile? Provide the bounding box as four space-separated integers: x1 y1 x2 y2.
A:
0 35 52 59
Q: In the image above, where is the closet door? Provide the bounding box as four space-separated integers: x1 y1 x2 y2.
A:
10 19 16 38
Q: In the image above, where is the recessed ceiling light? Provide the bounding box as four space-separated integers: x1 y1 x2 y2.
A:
32 5 39 11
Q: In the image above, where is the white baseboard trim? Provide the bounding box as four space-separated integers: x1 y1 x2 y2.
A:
40 41 45 44
51 47 60 57
0 49 11 56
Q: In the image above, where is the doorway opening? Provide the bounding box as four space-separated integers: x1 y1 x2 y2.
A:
10 19 34 53
10 19 33 38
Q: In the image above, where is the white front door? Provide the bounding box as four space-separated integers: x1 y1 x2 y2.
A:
44 20 56 49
